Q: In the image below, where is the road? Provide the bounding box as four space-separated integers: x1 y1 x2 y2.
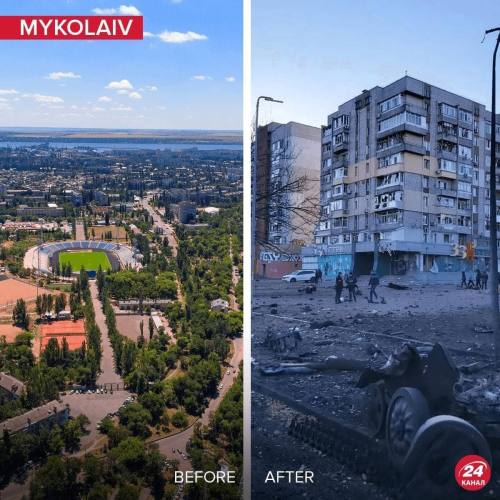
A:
75 219 85 240
90 282 125 387
155 336 243 471
140 195 178 257
228 235 240 311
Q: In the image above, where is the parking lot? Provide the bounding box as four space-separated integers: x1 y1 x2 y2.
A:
61 389 131 452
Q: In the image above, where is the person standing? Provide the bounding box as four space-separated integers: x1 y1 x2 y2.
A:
461 270 467 288
483 270 489 290
368 272 379 303
316 268 323 284
475 268 482 289
335 272 344 304
347 273 357 302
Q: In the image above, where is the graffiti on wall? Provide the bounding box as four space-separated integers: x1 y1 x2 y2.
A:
259 251 301 262
318 254 352 280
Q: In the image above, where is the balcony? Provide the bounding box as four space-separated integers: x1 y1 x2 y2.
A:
332 157 348 169
332 138 349 152
437 130 458 143
376 140 426 157
436 169 457 180
331 199 349 213
438 111 458 124
322 127 332 141
376 180 404 194
438 188 457 198
457 190 472 199
437 149 457 162
374 200 403 211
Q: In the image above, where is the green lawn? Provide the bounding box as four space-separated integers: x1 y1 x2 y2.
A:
59 251 111 272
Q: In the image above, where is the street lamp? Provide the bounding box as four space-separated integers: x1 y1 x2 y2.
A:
485 27 500 365
252 96 284 281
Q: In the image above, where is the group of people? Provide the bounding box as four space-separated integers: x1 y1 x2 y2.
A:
461 269 488 290
332 271 380 304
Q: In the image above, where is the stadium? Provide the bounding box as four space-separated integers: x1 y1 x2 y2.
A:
24 240 139 278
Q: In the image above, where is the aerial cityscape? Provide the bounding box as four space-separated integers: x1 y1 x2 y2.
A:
0 134 243 499
0 1 243 499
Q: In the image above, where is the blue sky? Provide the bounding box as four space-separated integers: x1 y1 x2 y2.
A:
253 0 500 128
0 0 242 130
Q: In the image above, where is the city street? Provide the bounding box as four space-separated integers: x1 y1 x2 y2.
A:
251 277 500 497
140 194 178 257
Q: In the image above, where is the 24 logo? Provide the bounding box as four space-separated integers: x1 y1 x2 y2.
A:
455 455 491 492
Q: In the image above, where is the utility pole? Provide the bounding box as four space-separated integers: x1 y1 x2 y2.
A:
252 96 283 281
485 28 500 366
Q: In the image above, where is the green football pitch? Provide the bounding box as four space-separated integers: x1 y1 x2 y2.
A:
58 251 111 272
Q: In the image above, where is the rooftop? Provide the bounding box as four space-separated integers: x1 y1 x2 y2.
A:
0 372 25 396
0 400 67 434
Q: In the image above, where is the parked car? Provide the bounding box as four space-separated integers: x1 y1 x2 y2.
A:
281 270 317 283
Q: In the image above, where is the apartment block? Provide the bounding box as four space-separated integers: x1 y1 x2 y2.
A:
254 121 321 277
255 121 321 246
311 75 499 277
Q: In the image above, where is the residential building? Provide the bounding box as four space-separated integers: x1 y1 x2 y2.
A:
211 298 229 313
16 204 64 218
310 75 497 278
0 400 69 435
0 372 25 400
174 201 197 224
254 121 321 277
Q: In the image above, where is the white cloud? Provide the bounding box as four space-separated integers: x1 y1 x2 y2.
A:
143 31 155 38
111 105 132 112
98 96 112 102
117 89 130 95
157 30 208 43
145 85 158 91
23 93 64 104
92 106 106 112
105 79 133 90
0 89 19 95
92 5 141 15
46 71 81 80
225 76 236 83
128 91 142 100
119 5 141 15
192 75 213 81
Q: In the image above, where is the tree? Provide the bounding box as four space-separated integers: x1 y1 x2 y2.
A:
63 419 84 452
148 316 155 340
48 426 65 454
29 456 81 499
43 338 60 367
138 320 145 348
96 266 105 296
116 483 140 500
54 294 66 315
36 295 43 318
118 403 152 438
138 391 164 423
12 299 29 329
171 410 188 428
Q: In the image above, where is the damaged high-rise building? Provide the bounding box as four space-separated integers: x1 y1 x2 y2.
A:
308 75 499 278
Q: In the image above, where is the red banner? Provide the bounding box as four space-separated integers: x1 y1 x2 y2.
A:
0 16 143 40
